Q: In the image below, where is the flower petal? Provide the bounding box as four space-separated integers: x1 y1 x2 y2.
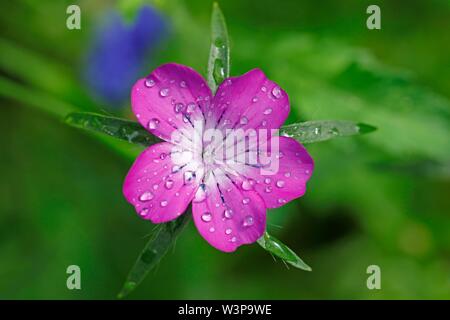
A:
225 136 314 208
207 69 290 133
123 142 203 223
192 171 266 252
131 63 212 143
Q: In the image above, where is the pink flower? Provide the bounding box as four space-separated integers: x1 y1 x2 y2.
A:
123 63 314 252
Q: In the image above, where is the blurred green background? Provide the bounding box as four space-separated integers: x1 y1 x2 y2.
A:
1 0 450 299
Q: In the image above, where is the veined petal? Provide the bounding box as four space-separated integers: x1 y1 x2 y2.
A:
207 69 289 134
192 171 266 252
225 136 314 208
123 142 203 223
131 63 212 144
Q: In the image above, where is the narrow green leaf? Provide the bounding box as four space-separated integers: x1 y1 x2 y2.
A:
280 120 376 144
257 232 311 271
65 112 161 147
118 213 191 299
207 2 230 93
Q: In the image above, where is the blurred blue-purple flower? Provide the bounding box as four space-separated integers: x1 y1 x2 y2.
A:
84 6 167 108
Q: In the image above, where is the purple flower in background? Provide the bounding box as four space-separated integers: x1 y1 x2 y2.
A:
85 6 167 108
123 63 314 252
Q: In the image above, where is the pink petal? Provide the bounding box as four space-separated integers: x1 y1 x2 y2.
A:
123 142 202 223
192 171 266 252
207 69 290 134
131 63 212 143
226 136 314 208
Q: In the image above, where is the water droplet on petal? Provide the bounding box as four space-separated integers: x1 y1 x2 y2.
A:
241 179 254 191
159 88 170 97
201 212 212 222
164 179 174 190
276 180 285 188
148 118 159 130
261 120 267 127
193 185 207 202
278 198 286 204
160 200 168 207
264 178 271 184
180 80 187 88
209 227 215 233
252 97 258 103
139 191 154 201
144 78 155 88
263 108 273 115
271 86 282 99
224 209 233 219
225 228 232 235
186 103 196 113
183 171 196 184
242 215 254 227
284 172 291 178
174 103 184 113
139 208 149 216
230 236 237 243
242 198 250 205
240 116 248 125
171 165 180 173
265 186 273 193
261 86 267 92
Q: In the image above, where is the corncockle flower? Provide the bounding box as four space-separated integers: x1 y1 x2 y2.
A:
123 63 313 252
84 6 167 107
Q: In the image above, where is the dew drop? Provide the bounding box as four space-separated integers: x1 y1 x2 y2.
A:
160 200 168 207
240 116 248 125
242 215 254 227
241 179 254 191
201 212 212 222
284 172 291 178
271 86 282 99
148 118 159 130
225 228 232 235
252 97 258 103
159 88 170 97
223 209 233 219
139 191 154 202
183 171 196 184
186 103 196 113
144 78 155 88
263 108 273 115
174 103 184 113
164 179 174 190
276 180 285 188
230 236 237 243
261 86 267 92
209 227 215 233
264 178 271 184
180 80 187 88
242 198 250 205
278 198 286 204
171 165 180 173
139 208 149 216
193 185 207 203
265 186 273 193
152 184 159 190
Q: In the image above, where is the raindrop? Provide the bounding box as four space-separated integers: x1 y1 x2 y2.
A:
224 209 233 219
263 108 273 115
139 191 154 202
265 186 273 193
278 198 286 204
225 228 232 235
180 80 187 88
240 116 248 125
139 208 149 216
171 165 180 173
230 236 237 243
242 198 250 205
183 171 196 184
160 200 168 207
261 86 267 92
148 118 159 130
271 86 282 99
193 185 207 202
159 88 170 97
261 120 267 127
241 179 254 191
144 78 155 88
284 172 291 178
209 227 215 233
252 97 258 103
264 178 271 184
174 103 184 113
186 103 196 113
201 212 212 222
276 180 285 188
242 215 254 227
164 179 174 190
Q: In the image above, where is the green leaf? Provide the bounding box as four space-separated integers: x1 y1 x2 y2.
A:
118 212 191 299
280 120 376 144
65 112 161 147
257 232 311 271
207 2 230 93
